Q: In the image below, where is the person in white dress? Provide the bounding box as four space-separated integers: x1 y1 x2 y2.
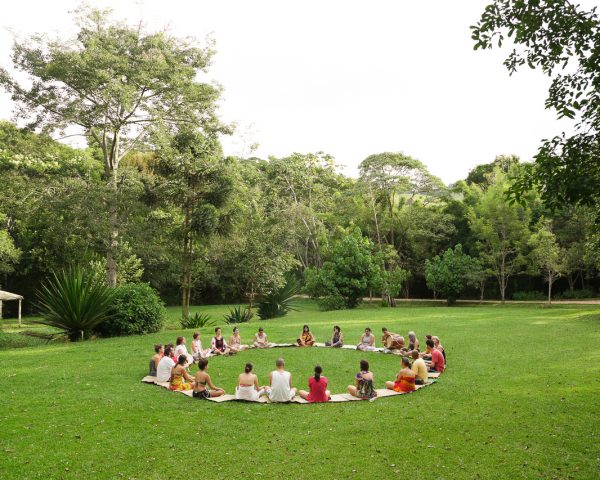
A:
235 362 265 401
266 358 296 402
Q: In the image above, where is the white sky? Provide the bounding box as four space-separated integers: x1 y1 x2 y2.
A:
0 0 574 184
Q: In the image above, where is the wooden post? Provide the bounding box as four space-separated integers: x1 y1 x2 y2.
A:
18 299 22 328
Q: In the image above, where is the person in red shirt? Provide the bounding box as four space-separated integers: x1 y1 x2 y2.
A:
299 365 330 402
425 339 445 372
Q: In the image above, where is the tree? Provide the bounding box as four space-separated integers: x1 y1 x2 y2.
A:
528 220 564 304
472 1 600 209
154 128 233 320
424 244 477 305
0 7 227 285
466 155 519 187
305 227 380 309
469 170 531 303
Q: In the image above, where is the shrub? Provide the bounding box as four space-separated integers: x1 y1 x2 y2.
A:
257 275 300 320
180 312 215 329
512 291 547 301
95 283 165 337
556 289 595 300
305 227 380 309
223 306 254 324
34 267 117 341
318 295 346 311
424 244 477 305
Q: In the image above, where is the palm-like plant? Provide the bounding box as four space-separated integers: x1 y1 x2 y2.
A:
34 268 116 341
257 275 300 320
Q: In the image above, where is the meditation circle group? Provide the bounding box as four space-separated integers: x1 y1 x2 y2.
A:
144 324 446 403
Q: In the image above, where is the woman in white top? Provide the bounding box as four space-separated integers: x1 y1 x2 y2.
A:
174 336 193 365
253 327 269 348
267 358 296 402
235 362 265 401
191 332 208 361
229 327 247 354
357 327 376 351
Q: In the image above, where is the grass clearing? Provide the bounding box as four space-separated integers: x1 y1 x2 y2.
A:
0 300 599 479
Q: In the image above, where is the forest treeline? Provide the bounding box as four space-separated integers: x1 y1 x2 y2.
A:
1 120 598 314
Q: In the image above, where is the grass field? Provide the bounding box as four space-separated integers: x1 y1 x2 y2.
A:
1 300 599 479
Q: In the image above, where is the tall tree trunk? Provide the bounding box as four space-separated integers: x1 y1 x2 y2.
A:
567 273 575 292
499 257 506 304
479 280 485 302
181 204 192 321
106 168 119 287
547 272 553 305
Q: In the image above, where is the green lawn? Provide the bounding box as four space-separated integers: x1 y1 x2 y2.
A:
0 300 599 479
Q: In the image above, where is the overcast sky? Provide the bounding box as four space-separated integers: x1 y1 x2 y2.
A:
0 0 573 184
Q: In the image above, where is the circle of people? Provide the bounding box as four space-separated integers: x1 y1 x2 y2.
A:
148 325 446 403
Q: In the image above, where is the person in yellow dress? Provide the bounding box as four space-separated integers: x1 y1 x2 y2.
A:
169 355 195 391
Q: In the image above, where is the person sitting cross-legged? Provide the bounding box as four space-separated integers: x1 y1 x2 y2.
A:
156 345 176 383
235 362 265 402
347 359 377 400
381 327 405 350
265 358 297 403
253 327 269 348
386 356 416 393
411 350 428 385
211 327 230 356
299 365 331 403
149 343 163 376
169 355 195 391
297 324 315 347
325 325 344 347
425 339 445 373
357 327 376 351
193 358 225 399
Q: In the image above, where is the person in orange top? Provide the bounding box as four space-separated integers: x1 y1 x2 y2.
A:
386 356 416 393
297 324 315 346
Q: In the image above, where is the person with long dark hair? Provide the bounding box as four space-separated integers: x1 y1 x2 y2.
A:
325 326 344 347
297 324 315 346
169 355 195 391
347 359 377 400
299 365 330 402
193 358 225 399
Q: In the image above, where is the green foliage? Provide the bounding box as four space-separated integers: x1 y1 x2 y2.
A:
425 244 477 305
34 268 116 341
318 294 346 311
307 227 380 309
94 283 165 337
223 306 254 324
472 1 600 209
528 220 564 303
180 312 215 329
257 275 300 320
555 289 595 300
512 291 547 301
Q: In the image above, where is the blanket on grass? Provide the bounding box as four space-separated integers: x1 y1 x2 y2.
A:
141 375 437 403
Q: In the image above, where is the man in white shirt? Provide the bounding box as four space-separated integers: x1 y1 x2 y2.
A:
266 358 296 402
156 346 176 382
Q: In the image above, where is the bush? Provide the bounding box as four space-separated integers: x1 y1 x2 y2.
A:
305 227 380 309
224 306 254 324
512 291 547 301
424 244 477 305
180 312 215 329
257 275 300 320
95 283 165 337
318 295 346 311
34 267 117 341
556 289 595 300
